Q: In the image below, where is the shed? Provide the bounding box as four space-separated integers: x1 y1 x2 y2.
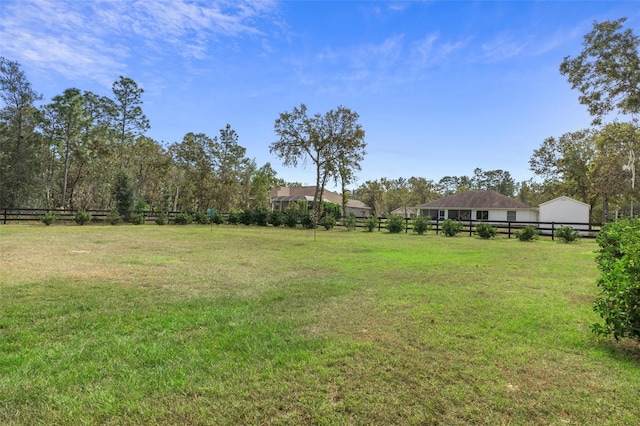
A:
538 196 590 230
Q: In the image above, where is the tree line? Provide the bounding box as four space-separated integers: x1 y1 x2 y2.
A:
0 57 283 213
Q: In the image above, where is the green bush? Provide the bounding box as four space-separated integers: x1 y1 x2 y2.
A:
515 225 538 241
174 212 192 225
253 207 269 226
441 218 462 237
555 225 580 243
155 212 168 225
193 211 210 225
364 216 378 232
239 210 254 225
284 210 298 228
106 209 122 225
320 215 336 230
592 218 640 341
74 210 92 225
412 215 432 235
268 211 284 227
386 214 405 234
323 202 342 220
300 212 316 229
211 212 224 225
476 223 497 239
41 212 57 226
344 213 357 231
130 212 145 225
227 210 240 225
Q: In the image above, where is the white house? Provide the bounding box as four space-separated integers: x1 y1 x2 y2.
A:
538 196 591 230
417 190 538 222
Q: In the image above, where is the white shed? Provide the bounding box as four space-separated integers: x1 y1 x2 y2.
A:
538 196 590 230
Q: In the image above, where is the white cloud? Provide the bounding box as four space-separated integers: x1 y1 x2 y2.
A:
0 0 280 86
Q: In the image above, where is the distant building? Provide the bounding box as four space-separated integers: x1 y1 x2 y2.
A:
270 186 371 217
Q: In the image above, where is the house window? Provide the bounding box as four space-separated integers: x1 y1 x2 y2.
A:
448 210 471 220
507 211 516 221
476 210 488 221
424 209 441 220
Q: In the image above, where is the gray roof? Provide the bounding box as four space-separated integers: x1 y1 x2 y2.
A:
417 190 531 209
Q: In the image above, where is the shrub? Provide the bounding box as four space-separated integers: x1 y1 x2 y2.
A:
41 212 57 226
476 223 497 239
592 218 640 341
253 207 269 226
555 225 580 243
323 202 342 220
386 214 404 234
441 218 462 237
268 211 284 227
211 212 224 225
174 212 192 225
320 215 336 230
130 212 145 225
227 210 240 225
193 211 210 225
74 210 92 225
239 209 254 225
364 216 378 232
155 212 168 225
106 209 122 225
344 213 357 231
515 225 538 241
284 210 298 228
413 215 432 235
300 212 316 229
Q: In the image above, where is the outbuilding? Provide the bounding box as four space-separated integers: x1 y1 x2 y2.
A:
538 196 591 230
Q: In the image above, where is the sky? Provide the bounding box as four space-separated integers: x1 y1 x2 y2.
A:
2 0 639 191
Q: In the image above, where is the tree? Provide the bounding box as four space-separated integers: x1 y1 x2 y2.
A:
213 124 252 212
472 168 516 196
560 18 640 125
111 76 149 145
43 88 93 209
169 132 218 212
529 130 597 209
0 57 46 208
271 104 366 219
353 179 385 216
591 122 640 220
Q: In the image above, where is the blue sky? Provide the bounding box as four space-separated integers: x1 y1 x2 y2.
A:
2 0 639 190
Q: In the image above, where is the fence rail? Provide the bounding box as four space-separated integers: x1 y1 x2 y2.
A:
1 208 602 239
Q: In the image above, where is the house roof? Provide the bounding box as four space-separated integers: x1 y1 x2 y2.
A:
270 186 370 209
417 190 532 209
538 196 590 208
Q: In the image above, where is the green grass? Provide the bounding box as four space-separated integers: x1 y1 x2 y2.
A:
0 225 638 424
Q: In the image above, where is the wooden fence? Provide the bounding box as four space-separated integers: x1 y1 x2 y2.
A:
1 208 601 239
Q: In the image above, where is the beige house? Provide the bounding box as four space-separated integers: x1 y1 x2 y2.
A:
417 190 538 222
270 186 371 217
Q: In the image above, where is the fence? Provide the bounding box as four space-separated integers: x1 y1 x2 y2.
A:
0 208 177 225
1 208 602 239
351 216 601 240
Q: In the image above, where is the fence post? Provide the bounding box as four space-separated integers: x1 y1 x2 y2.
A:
378 217 381 232
3 208 6 225
469 219 473 237
551 222 555 241
405 217 409 233
508 222 511 239
435 218 439 235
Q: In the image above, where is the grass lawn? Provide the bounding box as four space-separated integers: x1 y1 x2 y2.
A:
0 224 638 425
